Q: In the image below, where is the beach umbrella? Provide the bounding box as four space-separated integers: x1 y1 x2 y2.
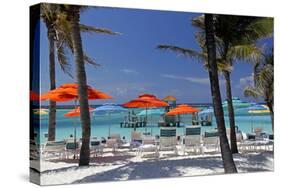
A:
64 107 95 117
40 83 112 141
165 104 200 125
64 107 94 145
137 108 165 134
33 108 49 115
166 104 199 116
198 108 213 117
93 103 128 136
41 83 112 102
247 105 269 132
137 108 165 116
30 91 40 101
123 94 169 132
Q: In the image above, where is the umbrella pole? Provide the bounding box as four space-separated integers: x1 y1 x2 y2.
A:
145 108 148 133
74 100 77 159
251 113 253 133
108 112 111 137
150 115 153 135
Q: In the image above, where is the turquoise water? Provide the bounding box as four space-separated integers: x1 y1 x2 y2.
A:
35 108 272 144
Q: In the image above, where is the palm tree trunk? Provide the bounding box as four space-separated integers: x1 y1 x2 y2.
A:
68 6 91 166
47 29 56 141
223 71 238 153
266 101 274 132
204 14 237 173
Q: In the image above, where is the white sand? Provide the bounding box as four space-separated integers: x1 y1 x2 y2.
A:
31 150 273 185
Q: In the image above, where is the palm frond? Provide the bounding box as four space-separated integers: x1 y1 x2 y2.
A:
244 86 261 98
83 53 100 67
157 45 206 61
55 42 73 78
80 24 121 35
246 18 273 40
191 15 205 30
228 44 262 63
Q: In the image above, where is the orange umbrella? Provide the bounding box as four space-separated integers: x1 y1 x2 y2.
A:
40 83 112 102
63 106 94 155
123 94 169 108
166 104 199 116
123 94 169 132
64 107 94 117
166 104 199 126
41 83 111 147
30 91 40 101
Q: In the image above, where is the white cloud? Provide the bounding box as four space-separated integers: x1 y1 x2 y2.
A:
161 74 210 84
120 68 139 75
237 73 254 89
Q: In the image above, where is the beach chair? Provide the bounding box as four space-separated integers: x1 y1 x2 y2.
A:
130 131 142 150
159 127 178 154
110 133 123 146
131 131 142 142
183 126 202 155
226 127 243 147
137 136 158 157
202 131 220 154
90 139 103 157
42 140 66 160
106 138 118 152
65 140 80 159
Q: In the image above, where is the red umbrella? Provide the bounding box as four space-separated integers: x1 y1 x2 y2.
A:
30 91 40 101
40 83 112 146
166 104 199 126
123 94 169 132
64 107 94 117
166 104 199 116
123 94 169 108
64 107 94 147
41 83 112 102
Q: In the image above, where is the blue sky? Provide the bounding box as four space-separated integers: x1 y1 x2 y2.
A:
39 7 273 105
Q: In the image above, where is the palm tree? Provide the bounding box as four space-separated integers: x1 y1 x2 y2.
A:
158 15 272 154
41 4 119 142
204 14 237 173
213 15 273 153
244 49 274 131
41 4 62 141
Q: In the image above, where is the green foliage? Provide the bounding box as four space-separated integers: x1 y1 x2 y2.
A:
244 51 273 103
40 3 120 76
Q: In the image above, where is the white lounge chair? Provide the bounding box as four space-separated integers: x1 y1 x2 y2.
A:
42 140 66 160
131 131 142 142
183 126 202 155
159 127 178 154
226 128 244 148
106 138 118 152
110 133 123 146
65 140 80 159
90 139 103 157
202 131 220 154
137 136 158 156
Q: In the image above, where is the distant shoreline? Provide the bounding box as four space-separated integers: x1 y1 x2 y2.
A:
40 103 213 109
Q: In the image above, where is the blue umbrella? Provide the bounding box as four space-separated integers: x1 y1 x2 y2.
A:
198 108 213 117
236 104 268 132
137 108 165 116
93 103 128 136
